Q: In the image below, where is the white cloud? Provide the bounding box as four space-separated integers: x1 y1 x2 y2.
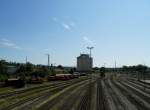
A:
61 22 71 31
83 36 95 45
52 17 75 31
0 38 22 50
44 48 49 52
1 38 10 42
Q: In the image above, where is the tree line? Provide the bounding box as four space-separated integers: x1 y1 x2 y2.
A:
0 60 56 81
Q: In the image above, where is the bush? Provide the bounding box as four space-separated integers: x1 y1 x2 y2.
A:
0 74 8 81
31 71 49 78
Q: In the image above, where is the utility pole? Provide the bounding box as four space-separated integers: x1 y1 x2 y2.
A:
143 63 146 90
46 54 50 69
87 46 94 104
25 56 27 64
87 46 94 70
115 60 117 73
104 63 106 68
87 46 94 58
25 56 27 74
114 60 117 78
115 60 116 69
86 46 94 71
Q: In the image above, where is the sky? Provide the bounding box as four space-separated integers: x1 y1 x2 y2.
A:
0 0 150 67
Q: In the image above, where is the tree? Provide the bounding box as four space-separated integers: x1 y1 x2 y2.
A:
0 60 8 81
100 67 105 78
136 65 147 80
17 65 26 73
26 62 33 73
93 67 99 70
50 68 56 76
69 69 74 74
0 60 7 74
122 65 128 72
57 65 63 69
136 65 147 73
31 66 49 78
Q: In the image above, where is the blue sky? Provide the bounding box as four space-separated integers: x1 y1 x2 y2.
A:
0 0 150 67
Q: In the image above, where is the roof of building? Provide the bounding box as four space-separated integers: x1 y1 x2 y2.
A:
77 54 90 58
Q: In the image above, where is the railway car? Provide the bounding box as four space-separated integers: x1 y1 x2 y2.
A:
48 76 57 81
55 74 71 80
80 73 87 76
30 77 44 84
73 74 80 78
48 74 79 81
4 78 25 88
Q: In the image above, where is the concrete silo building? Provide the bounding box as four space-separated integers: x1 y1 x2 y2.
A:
77 54 93 72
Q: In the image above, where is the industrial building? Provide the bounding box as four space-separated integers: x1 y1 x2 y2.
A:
77 54 93 72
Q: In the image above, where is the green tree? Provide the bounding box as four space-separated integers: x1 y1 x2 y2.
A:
26 62 33 73
0 60 8 81
69 68 74 74
136 65 147 73
100 67 105 78
57 65 63 69
0 60 7 74
17 65 26 73
31 66 49 78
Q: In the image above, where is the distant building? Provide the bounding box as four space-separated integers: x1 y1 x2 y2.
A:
77 54 93 72
7 66 18 74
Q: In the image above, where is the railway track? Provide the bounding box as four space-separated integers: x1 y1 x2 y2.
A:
9 82 78 110
2 74 150 110
104 79 128 110
50 81 90 110
0 77 87 99
101 79 117 110
128 79 150 89
0 78 89 110
77 86 90 110
109 79 137 110
105 81 126 110
96 79 108 110
77 80 97 110
0 81 76 108
0 82 57 98
112 78 150 110
119 80 150 103
37 79 90 110
125 79 150 95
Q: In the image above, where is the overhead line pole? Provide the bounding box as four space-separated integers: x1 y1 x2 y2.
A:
25 56 27 74
46 54 50 69
144 62 146 90
87 46 94 58
87 46 94 70
115 60 116 74
87 46 94 106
